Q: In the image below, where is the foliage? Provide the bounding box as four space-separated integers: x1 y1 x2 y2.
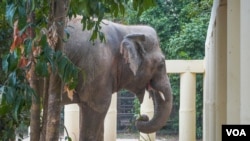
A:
0 1 12 84
133 97 141 119
0 2 22 140
123 0 212 138
68 0 156 41
0 0 157 140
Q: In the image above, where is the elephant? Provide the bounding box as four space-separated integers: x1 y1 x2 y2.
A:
61 17 173 141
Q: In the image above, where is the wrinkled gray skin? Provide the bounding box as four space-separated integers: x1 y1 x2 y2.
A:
62 17 173 141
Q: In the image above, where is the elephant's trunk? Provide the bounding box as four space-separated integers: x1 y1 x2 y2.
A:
135 80 172 133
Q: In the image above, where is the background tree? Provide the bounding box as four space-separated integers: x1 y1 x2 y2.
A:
120 0 212 138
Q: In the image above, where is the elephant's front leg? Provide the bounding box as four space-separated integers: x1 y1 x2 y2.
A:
78 102 109 141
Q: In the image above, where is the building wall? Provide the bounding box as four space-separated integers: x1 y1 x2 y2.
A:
204 0 250 140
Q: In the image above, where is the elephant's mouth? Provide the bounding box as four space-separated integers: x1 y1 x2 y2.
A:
146 81 165 101
146 82 154 91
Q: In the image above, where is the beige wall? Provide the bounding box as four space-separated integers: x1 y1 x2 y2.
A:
204 0 250 140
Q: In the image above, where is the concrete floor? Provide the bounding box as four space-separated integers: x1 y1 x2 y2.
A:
22 137 165 141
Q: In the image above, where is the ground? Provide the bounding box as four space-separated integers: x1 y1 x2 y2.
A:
117 135 178 141
117 133 202 141
23 133 202 141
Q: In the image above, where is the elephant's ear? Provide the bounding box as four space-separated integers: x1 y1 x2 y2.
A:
120 34 146 76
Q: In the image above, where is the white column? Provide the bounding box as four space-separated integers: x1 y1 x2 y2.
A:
240 0 250 124
215 1 227 141
179 72 196 141
104 94 117 141
140 91 156 141
64 104 79 141
204 34 216 141
203 1 218 140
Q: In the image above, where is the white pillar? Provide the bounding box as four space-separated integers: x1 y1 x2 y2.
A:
215 1 227 140
140 91 156 141
204 35 216 141
204 1 217 140
179 72 196 141
240 0 250 124
104 94 117 141
64 104 79 141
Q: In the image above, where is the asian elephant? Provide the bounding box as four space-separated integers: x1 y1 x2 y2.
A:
62 17 173 141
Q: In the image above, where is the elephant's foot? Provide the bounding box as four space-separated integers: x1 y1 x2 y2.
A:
78 102 108 141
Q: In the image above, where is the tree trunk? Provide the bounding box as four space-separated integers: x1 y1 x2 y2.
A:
40 77 49 141
45 0 69 140
45 73 62 141
28 11 42 141
30 71 41 141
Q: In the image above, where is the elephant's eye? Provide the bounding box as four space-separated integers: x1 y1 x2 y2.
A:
158 59 165 69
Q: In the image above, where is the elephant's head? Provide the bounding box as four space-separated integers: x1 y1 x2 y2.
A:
119 32 173 133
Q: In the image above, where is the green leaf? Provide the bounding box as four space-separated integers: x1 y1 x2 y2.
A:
35 59 49 77
54 51 79 89
63 63 75 83
24 38 32 56
0 104 9 115
98 31 105 42
8 72 17 86
67 68 78 90
57 57 68 79
24 85 36 102
2 54 10 73
4 86 15 104
6 3 17 27
13 96 21 122
65 136 72 141
90 29 97 41
8 51 19 72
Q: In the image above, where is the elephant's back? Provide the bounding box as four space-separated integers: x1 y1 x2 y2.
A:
64 17 117 86
64 17 122 59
